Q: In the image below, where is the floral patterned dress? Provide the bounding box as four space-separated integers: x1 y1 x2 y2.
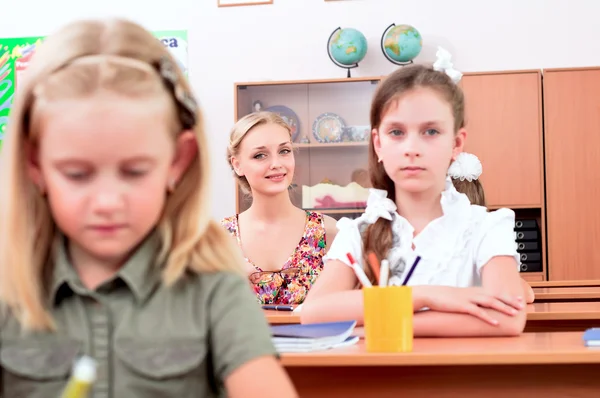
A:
220 211 327 305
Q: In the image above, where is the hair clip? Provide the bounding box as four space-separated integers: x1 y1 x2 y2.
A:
448 152 482 182
433 46 463 84
155 56 198 130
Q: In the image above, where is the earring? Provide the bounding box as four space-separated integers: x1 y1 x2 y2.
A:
167 177 176 193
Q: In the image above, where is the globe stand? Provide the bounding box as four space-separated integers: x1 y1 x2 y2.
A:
327 27 360 78
380 23 415 67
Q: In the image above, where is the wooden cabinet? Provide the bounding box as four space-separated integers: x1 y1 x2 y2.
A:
543 67 600 281
461 71 546 280
461 71 544 208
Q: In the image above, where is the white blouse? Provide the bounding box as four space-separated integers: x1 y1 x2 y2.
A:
324 177 519 287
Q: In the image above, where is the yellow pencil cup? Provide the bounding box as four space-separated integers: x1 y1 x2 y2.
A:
363 285 413 353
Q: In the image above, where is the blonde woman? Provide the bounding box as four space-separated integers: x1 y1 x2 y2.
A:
223 112 338 305
0 19 297 397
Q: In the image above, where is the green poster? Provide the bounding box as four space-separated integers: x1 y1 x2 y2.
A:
0 36 44 140
154 30 188 76
0 30 188 144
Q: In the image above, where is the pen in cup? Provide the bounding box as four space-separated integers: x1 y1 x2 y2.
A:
379 259 390 287
367 252 381 283
346 253 373 288
401 256 422 286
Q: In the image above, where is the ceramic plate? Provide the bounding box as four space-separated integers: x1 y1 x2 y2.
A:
265 105 300 142
312 112 345 143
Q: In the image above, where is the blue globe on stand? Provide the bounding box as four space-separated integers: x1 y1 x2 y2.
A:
380 23 423 65
327 27 368 78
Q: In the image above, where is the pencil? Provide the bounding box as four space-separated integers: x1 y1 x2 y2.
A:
60 356 97 398
346 253 373 288
367 252 381 284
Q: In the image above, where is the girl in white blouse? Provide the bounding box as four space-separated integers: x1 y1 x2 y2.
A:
301 50 527 337
449 152 535 304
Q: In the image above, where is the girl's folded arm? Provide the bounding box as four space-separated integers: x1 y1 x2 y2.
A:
521 279 535 303
300 260 363 324
300 260 428 325
413 308 524 337
479 255 527 333
302 259 526 337
414 256 526 337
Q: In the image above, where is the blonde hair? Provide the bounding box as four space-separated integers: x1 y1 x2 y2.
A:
0 18 244 331
226 111 292 194
452 178 486 207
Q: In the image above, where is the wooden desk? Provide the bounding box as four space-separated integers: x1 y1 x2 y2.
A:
282 332 600 397
525 302 600 332
533 286 600 302
530 279 600 288
264 309 301 324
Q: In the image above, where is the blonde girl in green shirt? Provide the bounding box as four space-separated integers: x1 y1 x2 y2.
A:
0 18 297 398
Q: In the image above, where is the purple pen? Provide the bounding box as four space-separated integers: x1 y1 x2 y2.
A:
401 256 422 286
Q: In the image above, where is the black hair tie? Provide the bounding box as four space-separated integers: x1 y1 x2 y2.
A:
155 56 198 130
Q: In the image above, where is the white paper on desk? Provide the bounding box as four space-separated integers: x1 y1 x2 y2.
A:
293 304 303 313
275 335 359 353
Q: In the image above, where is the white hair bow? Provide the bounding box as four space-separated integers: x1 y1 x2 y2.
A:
361 189 397 224
448 152 482 182
433 46 463 84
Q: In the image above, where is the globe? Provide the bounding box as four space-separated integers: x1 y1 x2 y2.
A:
382 24 422 64
328 28 368 66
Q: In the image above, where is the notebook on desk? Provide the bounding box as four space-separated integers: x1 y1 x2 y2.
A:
583 328 600 347
270 320 359 353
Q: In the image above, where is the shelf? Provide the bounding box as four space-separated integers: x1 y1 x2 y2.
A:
304 208 365 215
295 142 368 149
488 205 542 210
235 76 384 88
234 77 379 215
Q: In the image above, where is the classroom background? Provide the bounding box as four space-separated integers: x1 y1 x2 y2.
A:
4 2 600 396
3 0 600 285
3 0 597 219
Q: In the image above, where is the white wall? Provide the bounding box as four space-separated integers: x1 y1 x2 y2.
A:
3 0 600 220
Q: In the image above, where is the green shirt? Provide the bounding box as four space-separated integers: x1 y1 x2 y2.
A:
0 233 278 398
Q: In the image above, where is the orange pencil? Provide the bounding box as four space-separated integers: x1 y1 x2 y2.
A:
367 252 381 284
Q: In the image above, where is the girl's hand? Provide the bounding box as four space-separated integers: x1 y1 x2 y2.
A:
416 286 525 326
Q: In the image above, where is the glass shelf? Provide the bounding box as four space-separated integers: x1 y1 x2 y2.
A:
234 77 383 215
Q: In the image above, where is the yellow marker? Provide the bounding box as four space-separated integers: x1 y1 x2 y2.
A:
60 356 97 398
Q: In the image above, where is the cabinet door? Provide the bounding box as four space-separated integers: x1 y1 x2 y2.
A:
544 68 600 280
460 71 543 207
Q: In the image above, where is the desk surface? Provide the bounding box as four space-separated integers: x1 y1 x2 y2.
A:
281 331 595 367
283 332 600 397
527 301 600 320
265 302 600 325
533 286 600 300
529 280 600 288
264 309 301 324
